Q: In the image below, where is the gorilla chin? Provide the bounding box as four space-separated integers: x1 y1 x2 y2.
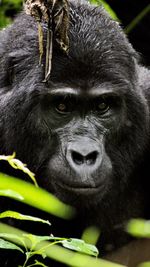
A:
47 162 112 205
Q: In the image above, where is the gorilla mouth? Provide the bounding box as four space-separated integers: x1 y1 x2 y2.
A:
56 181 104 195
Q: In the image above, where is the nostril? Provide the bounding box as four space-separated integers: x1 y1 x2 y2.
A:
85 151 98 165
71 150 98 166
71 151 84 165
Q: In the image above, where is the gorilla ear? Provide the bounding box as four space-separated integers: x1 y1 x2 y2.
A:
0 48 13 87
0 49 30 88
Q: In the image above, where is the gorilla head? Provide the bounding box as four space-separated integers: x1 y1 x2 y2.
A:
0 0 150 256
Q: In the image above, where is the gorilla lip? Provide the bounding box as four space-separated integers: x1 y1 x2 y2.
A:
56 181 104 195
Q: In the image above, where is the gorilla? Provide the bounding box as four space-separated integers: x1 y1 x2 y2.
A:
0 0 150 266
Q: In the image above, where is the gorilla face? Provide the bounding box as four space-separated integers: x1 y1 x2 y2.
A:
42 84 114 203
0 1 149 213
38 77 148 207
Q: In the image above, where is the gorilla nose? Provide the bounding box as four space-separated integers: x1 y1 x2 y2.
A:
66 138 102 173
71 150 98 166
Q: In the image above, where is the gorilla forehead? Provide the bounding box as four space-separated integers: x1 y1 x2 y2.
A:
51 2 137 84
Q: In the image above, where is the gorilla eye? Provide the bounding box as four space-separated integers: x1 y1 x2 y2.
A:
56 103 67 112
53 96 76 115
97 101 109 113
55 102 70 114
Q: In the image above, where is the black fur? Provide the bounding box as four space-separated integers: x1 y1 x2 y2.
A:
0 0 150 266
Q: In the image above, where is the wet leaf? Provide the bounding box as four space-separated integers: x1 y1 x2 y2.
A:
0 238 24 253
62 238 99 257
0 210 51 226
0 153 38 187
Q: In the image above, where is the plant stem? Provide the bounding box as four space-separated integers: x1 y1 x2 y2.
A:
125 4 150 33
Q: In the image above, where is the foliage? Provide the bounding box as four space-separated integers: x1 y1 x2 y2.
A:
0 154 114 267
0 153 37 186
0 226 99 267
0 222 122 267
0 210 50 225
0 157 122 267
0 173 74 219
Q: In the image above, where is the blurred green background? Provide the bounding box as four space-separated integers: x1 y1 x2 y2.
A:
0 0 22 28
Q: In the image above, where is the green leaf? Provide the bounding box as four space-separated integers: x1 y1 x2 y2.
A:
23 234 52 248
0 153 38 187
0 233 26 249
23 234 68 255
0 173 74 219
127 219 150 238
0 189 24 200
62 238 99 257
0 238 24 253
0 211 51 226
